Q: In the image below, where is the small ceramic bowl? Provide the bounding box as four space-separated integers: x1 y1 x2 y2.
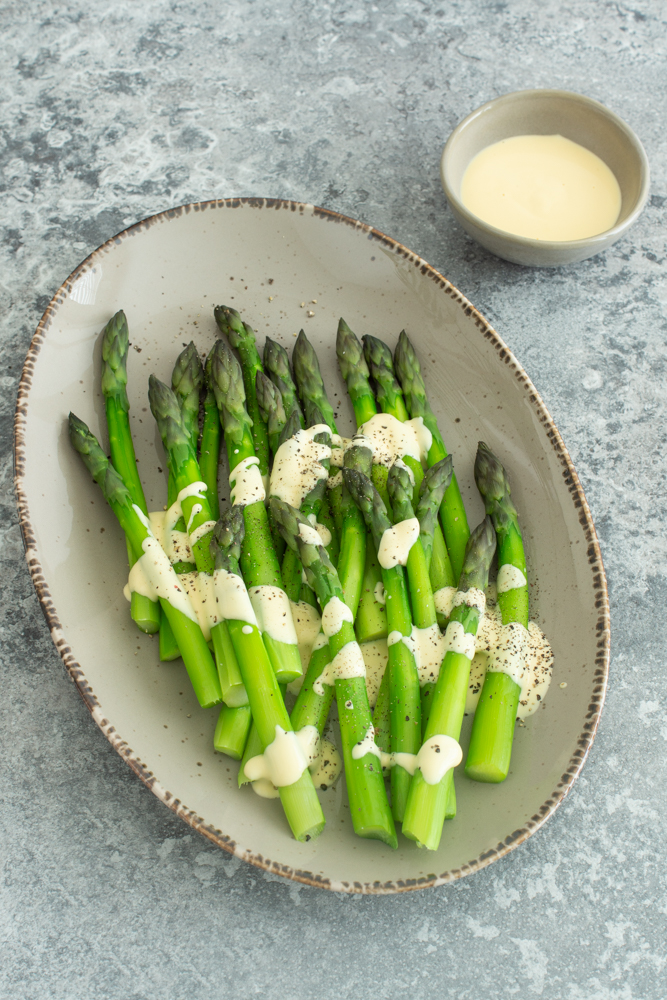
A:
441 89 650 267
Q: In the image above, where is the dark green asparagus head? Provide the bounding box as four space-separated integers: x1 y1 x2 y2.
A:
100 310 130 407
210 506 245 573
343 436 373 477
342 468 392 548
393 330 432 421
387 460 416 522
336 318 372 396
214 304 245 343
277 408 302 448
215 305 261 360
269 498 340 606
255 370 287 450
263 336 304 427
208 338 254 447
68 412 132 509
362 334 406 415
148 374 194 471
458 515 496 592
171 341 204 448
293 329 338 432
474 441 519 535
415 457 453 533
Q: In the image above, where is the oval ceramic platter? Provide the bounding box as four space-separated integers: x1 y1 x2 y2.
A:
14 199 610 893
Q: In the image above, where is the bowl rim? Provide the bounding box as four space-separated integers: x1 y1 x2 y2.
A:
13 196 611 893
441 88 651 252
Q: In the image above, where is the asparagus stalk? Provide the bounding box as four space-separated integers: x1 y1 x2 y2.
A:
149 375 216 573
415 456 455 632
344 440 386 642
208 511 251 709
209 339 302 684
68 413 222 708
288 441 370 743
363 333 423 502
209 506 324 841
292 329 338 433
402 517 496 850
100 311 160 635
199 353 221 522
214 306 270 480
394 330 470 578
155 343 206 661
336 319 377 426
465 443 528 783
256 370 287 457
271 497 396 848
413 457 455 725
343 467 421 823
335 323 388 643
279 422 331 602
214 704 252 759
263 336 305 427
171 341 204 453
361 333 457 614
255 370 287 561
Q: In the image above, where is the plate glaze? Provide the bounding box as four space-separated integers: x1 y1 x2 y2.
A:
14 199 610 893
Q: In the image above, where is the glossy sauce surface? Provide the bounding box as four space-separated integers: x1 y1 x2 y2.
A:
461 134 621 241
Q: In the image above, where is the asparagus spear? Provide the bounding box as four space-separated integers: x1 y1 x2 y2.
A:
288 440 370 745
255 370 287 457
362 333 423 501
68 413 222 708
214 306 270 480
413 457 454 725
263 336 304 427
343 467 421 823
292 330 338 432
200 353 221 523
171 341 204 453
208 338 302 684
394 330 470 578
208 511 251 709
362 332 456 612
465 443 528 783
149 375 216 573
402 517 496 850
336 319 377 425
271 497 396 848
344 439 385 642
335 322 388 642
100 311 160 635
155 343 206 662
214 704 252 759
254 369 287 562
210 505 325 841
415 457 455 629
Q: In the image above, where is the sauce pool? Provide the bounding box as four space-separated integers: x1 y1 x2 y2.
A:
460 134 622 242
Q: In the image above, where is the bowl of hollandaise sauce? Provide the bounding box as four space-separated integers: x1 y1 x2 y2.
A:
441 89 649 266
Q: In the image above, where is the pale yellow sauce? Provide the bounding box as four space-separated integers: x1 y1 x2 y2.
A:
460 134 621 241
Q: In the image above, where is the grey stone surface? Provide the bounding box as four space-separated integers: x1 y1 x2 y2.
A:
1 1 666 997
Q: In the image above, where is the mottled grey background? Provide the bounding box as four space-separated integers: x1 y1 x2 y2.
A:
2 2 666 998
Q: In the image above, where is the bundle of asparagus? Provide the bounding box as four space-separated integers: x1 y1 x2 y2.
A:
68 305 551 851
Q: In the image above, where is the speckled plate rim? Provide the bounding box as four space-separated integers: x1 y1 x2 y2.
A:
13 197 610 894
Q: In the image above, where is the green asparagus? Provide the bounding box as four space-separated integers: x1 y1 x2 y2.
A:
271 497 396 848
465 442 528 783
402 517 496 850
100 310 161 635
68 413 221 708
